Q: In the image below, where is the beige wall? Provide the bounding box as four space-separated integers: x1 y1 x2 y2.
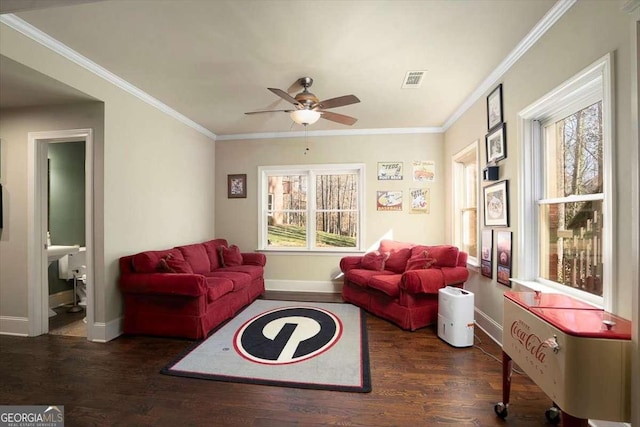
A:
0 23 215 335
215 133 445 287
445 1 636 324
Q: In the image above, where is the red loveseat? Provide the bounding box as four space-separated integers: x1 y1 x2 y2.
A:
340 240 469 331
119 239 265 339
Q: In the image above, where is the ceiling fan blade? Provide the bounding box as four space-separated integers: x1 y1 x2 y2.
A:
317 94 360 109
245 109 294 115
268 88 300 106
320 111 358 126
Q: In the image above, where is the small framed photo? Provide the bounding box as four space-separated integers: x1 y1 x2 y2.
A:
377 162 403 180
227 174 247 198
481 229 493 279
483 180 509 227
496 231 512 287
487 83 503 131
486 123 506 164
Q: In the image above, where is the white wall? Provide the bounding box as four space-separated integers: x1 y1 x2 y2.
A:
0 23 215 336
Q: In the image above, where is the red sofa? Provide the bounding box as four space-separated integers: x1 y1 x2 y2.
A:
119 239 265 339
340 240 469 331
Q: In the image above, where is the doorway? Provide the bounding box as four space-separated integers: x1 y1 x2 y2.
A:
27 129 95 340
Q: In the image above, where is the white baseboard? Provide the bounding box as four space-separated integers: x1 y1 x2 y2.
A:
265 279 342 294
89 316 122 343
0 316 30 336
49 290 73 308
474 307 503 346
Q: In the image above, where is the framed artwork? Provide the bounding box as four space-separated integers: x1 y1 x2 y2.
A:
486 123 507 164
227 174 247 198
376 191 402 211
412 160 435 182
481 229 493 278
409 188 430 214
487 83 503 131
483 180 509 227
496 230 512 287
377 162 403 180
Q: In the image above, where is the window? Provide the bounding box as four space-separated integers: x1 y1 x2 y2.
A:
453 142 479 264
518 54 613 308
258 164 365 251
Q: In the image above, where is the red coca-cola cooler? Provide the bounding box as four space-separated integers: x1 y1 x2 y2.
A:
496 291 632 426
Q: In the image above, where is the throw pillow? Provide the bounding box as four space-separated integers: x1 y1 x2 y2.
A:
219 245 243 267
360 251 388 271
384 247 413 273
406 250 437 270
159 254 194 274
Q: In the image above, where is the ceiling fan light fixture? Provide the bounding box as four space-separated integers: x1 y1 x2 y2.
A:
290 109 321 125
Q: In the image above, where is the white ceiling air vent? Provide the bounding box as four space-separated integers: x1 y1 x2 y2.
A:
402 70 426 88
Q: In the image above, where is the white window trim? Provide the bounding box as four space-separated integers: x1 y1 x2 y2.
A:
258 163 365 252
517 53 614 310
452 141 480 266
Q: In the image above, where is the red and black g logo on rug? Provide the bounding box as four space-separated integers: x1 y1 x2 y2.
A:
233 306 343 365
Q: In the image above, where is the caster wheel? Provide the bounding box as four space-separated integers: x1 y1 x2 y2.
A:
494 402 508 419
545 406 560 424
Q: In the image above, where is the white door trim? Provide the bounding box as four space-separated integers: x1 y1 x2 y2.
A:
27 129 94 339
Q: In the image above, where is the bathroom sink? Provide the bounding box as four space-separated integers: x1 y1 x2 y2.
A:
47 245 80 264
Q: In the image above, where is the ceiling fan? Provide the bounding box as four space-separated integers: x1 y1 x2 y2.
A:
245 77 360 126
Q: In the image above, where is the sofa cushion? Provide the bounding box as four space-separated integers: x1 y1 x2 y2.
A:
202 239 227 270
368 274 402 297
217 265 263 280
204 276 234 303
346 268 395 287
427 245 460 268
219 245 243 267
132 248 183 273
406 250 437 271
175 243 211 274
205 271 252 291
384 247 412 273
361 251 388 271
159 254 194 274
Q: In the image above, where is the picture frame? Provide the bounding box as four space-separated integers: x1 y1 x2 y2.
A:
227 174 247 198
481 229 493 278
486 83 503 131
496 230 512 287
483 180 509 227
376 191 403 211
377 162 403 180
485 123 506 164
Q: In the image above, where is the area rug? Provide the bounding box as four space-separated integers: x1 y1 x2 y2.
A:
161 300 371 392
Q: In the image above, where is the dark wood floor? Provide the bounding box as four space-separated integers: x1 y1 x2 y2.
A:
0 292 553 426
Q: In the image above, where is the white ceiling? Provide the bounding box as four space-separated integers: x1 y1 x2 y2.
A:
0 0 558 138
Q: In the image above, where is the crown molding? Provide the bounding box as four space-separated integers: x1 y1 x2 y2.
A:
442 0 577 131
216 126 444 141
0 14 217 141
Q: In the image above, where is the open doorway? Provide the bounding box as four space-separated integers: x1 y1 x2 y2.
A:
27 129 94 340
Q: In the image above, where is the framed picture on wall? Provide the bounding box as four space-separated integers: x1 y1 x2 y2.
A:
487 83 503 131
483 180 509 227
485 123 507 164
228 174 247 198
496 231 512 287
481 229 493 278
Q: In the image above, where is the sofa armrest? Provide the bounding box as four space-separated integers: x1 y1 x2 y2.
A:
340 256 363 273
119 273 207 297
241 252 267 266
400 268 447 294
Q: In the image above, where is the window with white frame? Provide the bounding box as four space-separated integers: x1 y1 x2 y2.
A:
518 54 613 308
258 164 365 251
453 142 478 264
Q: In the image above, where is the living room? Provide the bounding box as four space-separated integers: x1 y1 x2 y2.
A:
0 1 638 426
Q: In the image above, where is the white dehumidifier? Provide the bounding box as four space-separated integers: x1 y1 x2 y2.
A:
437 286 474 347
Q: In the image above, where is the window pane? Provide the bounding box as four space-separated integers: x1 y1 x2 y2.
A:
315 212 357 247
267 213 307 247
545 102 603 198
462 208 477 255
268 175 307 210
315 174 358 209
539 200 603 297
464 163 477 207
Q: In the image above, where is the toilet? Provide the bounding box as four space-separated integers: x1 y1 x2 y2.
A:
58 247 87 307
